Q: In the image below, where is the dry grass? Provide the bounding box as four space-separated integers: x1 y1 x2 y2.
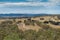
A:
0 16 60 31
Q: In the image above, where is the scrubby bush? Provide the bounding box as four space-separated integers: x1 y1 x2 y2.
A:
43 21 49 24
57 16 60 19
49 21 60 25
0 22 20 40
1 20 60 40
24 19 35 26
1 21 13 24
16 21 22 24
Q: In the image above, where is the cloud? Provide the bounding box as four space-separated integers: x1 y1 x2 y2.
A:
0 0 60 14
0 0 59 7
49 0 60 3
0 2 56 7
0 9 60 14
0 2 50 6
0 0 60 7
26 0 49 2
26 0 38 1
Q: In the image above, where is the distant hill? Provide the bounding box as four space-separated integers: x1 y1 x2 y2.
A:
0 13 50 17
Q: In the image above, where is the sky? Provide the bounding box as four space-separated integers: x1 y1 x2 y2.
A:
0 0 60 14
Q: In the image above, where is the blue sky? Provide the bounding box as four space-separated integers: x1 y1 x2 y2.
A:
0 0 60 14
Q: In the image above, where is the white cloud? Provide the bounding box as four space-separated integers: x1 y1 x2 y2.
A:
0 2 57 8
0 2 48 6
0 9 60 14
26 0 42 2
0 0 60 14
0 0 59 7
49 0 60 3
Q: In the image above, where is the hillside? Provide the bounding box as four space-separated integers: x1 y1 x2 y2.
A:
0 15 60 40
0 15 60 31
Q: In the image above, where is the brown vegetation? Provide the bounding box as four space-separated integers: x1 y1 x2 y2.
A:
0 15 60 40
